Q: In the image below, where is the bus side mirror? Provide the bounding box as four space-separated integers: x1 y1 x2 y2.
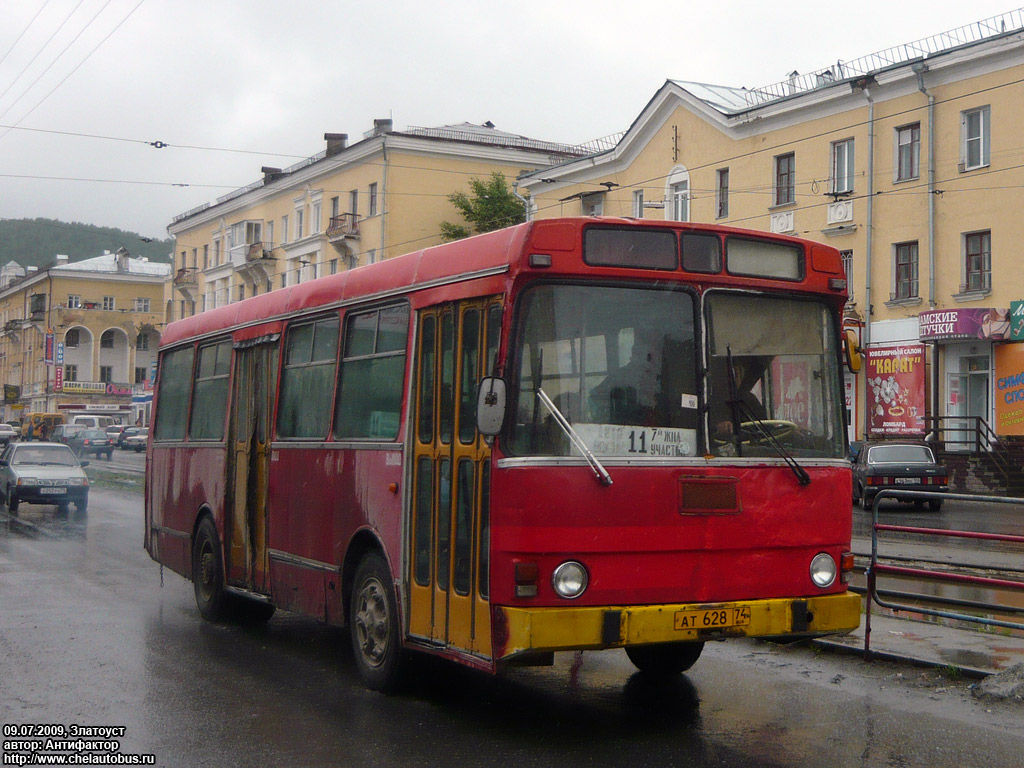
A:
476 377 507 437
844 329 863 374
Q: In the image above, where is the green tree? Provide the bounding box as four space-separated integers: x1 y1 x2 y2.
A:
440 172 526 241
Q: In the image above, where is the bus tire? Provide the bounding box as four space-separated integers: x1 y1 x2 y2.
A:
192 516 229 622
350 552 406 693
625 641 704 675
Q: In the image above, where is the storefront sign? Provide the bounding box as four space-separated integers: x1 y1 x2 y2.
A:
60 381 132 396
865 345 926 435
995 344 1024 435
1011 301 1024 342
919 308 1011 341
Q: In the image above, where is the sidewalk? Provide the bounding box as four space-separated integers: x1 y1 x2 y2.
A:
813 608 1024 678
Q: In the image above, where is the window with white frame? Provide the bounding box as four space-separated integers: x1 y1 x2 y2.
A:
632 189 644 218
133 298 150 312
369 183 378 216
716 168 729 218
840 250 854 300
774 153 795 205
665 166 691 222
963 230 991 292
961 106 990 171
136 333 150 351
581 192 604 216
100 366 113 383
64 364 77 382
831 139 855 193
267 220 275 248
102 296 115 311
895 124 920 182
295 208 304 240
349 189 359 216
67 294 81 309
893 242 919 300
312 201 321 233
281 215 289 244
368 248 377 265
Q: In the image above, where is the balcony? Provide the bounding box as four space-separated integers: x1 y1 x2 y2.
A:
173 267 200 303
326 213 359 240
231 241 275 286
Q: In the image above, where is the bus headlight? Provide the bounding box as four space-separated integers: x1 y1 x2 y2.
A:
552 561 588 599
810 553 837 588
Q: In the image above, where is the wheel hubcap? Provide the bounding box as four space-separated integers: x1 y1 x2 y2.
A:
354 578 389 668
198 545 216 599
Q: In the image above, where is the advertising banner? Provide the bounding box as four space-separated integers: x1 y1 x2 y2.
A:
919 308 1011 341
995 344 1024 435
1011 301 1024 342
866 345 926 435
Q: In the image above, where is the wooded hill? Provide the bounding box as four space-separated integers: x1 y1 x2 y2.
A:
0 218 173 268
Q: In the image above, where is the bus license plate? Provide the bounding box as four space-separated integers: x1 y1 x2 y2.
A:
40 488 66 495
674 605 752 631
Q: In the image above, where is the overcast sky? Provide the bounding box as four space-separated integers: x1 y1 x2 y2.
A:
0 0 1020 243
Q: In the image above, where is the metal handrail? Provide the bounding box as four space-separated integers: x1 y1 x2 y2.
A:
864 489 1024 660
924 415 1012 482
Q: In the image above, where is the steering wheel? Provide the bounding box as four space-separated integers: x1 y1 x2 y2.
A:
738 419 799 444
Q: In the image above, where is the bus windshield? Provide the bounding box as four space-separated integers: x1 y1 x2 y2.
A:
706 292 844 459
508 283 699 458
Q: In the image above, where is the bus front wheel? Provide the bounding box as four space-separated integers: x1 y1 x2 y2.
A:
192 517 229 622
350 553 406 693
625 641 704 675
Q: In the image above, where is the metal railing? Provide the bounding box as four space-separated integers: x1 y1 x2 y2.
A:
863 489 1024 660
924 415 1012 482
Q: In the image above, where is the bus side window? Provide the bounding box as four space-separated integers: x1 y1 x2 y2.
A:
154 346 196 441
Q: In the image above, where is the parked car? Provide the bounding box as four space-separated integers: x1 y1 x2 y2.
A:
116 427 142 449
70 415 117 430
0 441 89 516
0 423 17 445
852 441 949 511
51 424 87 445
67 428 116 460
106 424 129 441
124 427 149 453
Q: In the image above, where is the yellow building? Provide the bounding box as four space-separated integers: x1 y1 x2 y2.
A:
166 120 603 318
520 10 1024 443
0 249 171 425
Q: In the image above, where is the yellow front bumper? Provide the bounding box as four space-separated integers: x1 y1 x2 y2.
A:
495 591 862 660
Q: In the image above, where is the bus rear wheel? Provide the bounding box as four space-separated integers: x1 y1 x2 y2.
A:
350 553 406 693
192 517 229 622
625 641 704 675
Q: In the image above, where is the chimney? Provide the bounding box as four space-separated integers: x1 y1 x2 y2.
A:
56 254 70 265
373 118 393 136
262 166 283 184
324 133 349 157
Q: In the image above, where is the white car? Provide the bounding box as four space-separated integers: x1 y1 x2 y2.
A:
124 428 149 452
0 442 89 516
0 423 17 445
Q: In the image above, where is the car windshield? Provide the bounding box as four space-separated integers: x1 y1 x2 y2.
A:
81 430 107 438
705 293 845 459
868 444 934 464
13 445 79 466
507 283 698 457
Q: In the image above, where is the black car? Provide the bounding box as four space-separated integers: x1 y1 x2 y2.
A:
67 428 116 460
852 441 948 510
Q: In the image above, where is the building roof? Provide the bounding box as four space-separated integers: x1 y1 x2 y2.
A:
51 251 171 277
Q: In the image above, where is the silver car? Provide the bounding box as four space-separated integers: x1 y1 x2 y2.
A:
0 442 89 517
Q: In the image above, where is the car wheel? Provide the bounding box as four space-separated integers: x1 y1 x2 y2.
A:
860 493 873 511
625 641 705 675
852 482 862 505
928 498 943 511
192 516 229 622
8 490 19 516
57 501 70 518
350 552 406 693
106 451 113 460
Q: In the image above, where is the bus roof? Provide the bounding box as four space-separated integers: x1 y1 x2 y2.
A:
160 218 844 348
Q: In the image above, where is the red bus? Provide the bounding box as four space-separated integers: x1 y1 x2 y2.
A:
145 217 862 691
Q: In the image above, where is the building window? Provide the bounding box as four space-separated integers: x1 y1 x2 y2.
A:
312 201 321 233
716 168 729 218
632 190 644 218
894 242 919 300
100 366 113 383
581 192 604 216
331 196 340 218
368 249 377 265
102 296 115 311
136 334 150 351
841 250 854 300
135 367 147 384
964 231 991 292
368 183 378 216
65 329 80 348
67 295 81 309
64 364 78 382
237 285 245 301
774 153 795 205
831 139 854 193
330 258 338 275
349 189 359 216
896 123 920 181
101 330 116 349
266 221 275 249
281 215 289 244
961 106 990 171
202 244 209 270
133 298 150 312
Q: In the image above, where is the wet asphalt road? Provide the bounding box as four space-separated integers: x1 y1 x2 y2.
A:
1 482 1023 768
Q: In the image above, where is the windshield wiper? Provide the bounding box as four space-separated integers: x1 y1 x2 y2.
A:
537 388 612 487
725 347 810 486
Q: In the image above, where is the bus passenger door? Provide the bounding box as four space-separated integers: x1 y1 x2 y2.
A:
409 300 500 658
227 340 278 593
